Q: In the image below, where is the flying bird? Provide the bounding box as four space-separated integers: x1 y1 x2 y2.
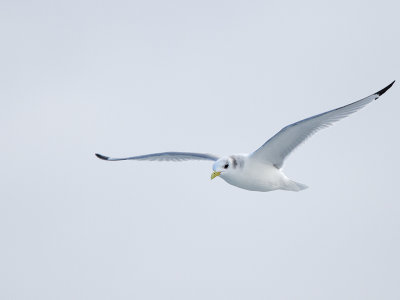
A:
96 81 395 192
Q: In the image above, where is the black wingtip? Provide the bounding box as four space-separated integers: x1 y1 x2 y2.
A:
95 153 109 160
376 80 395 97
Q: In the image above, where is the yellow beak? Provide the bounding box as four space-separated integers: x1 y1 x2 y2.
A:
211 171 221 180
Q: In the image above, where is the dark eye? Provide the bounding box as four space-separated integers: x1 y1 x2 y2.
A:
224 163 229 169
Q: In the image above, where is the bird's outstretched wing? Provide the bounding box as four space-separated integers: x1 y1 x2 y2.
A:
250 81 395 168
95 152 219 162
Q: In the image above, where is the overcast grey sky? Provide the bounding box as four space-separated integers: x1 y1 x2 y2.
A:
1 0 399 299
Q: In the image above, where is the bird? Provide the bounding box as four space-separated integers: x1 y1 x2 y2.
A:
96 81 395 192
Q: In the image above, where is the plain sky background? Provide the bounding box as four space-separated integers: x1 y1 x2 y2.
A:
1 0 399 299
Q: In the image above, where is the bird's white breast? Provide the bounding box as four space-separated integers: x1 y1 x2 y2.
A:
220 156 287 192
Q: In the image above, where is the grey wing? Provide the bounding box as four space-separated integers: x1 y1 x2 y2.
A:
95 152 219 162
250 81 395 168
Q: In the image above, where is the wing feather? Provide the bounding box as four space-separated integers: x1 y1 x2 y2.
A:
95 152 219 162
250 81 395 168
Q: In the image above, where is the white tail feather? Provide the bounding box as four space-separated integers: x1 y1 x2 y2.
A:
282 180 309 192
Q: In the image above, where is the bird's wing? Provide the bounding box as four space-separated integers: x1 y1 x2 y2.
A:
250 81 395 168
95 152 219 162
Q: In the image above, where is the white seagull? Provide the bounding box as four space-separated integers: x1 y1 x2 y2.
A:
96 81 395 192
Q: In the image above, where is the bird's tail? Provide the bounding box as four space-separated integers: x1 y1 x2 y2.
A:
282 180 309 192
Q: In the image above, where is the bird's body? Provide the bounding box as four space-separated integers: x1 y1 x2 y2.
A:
214 154 306 192
96 81 395 192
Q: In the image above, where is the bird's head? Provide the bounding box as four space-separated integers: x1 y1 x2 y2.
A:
211 157 234 179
